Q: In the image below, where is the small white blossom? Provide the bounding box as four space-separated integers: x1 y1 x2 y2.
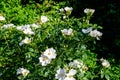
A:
2 23 15 29
64 7 73 13
82 27 92 34
63 16 67 19
69 60 81 68
17 68 23 75
17 68 29 77
69 60 87 72
17 25 30 31
65 69 77 80
61 28 73 36
89 29 102 40
55 68 66 80
19 37 31 46
31 23 39 29
22 69 30 77
100 58 110 68
43 48 56 59
17 26 25 31
39 54 51 66
0 16 5 21
84 8 95 14
41 16 49 23
23 28 34 35
59 8 65 13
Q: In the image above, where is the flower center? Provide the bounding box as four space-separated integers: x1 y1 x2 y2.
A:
59 74 64 77
69 75 73 78
48 52 51 55
43 57 47 61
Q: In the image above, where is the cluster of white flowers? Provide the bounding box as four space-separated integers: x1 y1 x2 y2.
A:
0 6 104 79
17 24 40 35
100 58 110 68
17 24 39 30
0 16 5 21
59 7 73 13
17 24 39 46
2 23 15 29
41 16 49 23
55 60 87 80
19 37 31 46
17 68 29 77
39 48 57 66
55 68 77 80
82 28 102 40
61 28 73 36
84 8 95 15
17 25 30 31
59 7 73 19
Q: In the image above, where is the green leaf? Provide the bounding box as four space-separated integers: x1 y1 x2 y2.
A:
101 70 104 79
105 74 110 80
28 48 34 52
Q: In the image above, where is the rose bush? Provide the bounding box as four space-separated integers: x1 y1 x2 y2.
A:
0 0 120 80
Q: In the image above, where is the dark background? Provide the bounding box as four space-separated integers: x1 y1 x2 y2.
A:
21 0 120 58
70 0 120 58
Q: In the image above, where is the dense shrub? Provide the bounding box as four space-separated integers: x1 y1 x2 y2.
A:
0 0 120 80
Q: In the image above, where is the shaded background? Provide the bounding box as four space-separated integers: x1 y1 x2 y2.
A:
69 0 120 58
16 0 120 58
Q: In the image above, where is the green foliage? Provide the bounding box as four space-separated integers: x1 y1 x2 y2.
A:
0 0 120 80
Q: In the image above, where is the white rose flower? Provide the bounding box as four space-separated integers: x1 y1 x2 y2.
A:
22 69 30 77
69 60 81 68
2 23 15 29
43 48 56 59
61 28 73 36
64 7 73 12
39 54 51 66
55 68 66 80
59 8 65 13
84 8 95 14
89 29 102 40
63 16 67 19
19 37 31 46
17 68 29 77
64 7 73 15
100 58 110 68
17 26 25 31
23 28 34 35
82 27 92 34
31 23 39 29
65 69 77 80
17 68 24 75
0 16 5 21
17 25 30 31
41 16 49 23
